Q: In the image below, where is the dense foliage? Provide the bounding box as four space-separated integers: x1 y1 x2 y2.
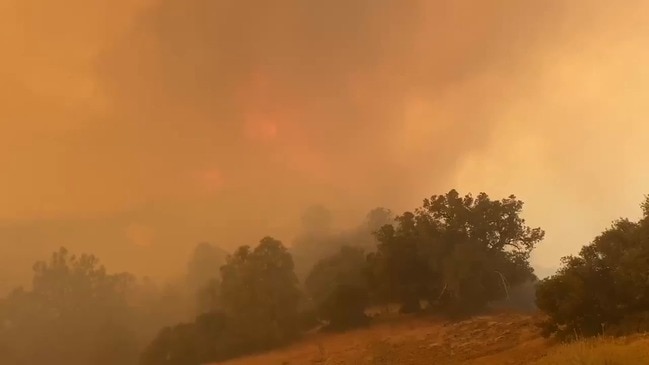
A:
10 190 649 362
318 283 370 331
142 237 302 364
304 246 370 329
305 245 369 307
536 197 649 339
0 190 548 365
140 312 236 365
219 237 302 348
370 190 543 314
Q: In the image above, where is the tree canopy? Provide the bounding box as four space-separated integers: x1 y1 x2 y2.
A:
370 190 543 314
304 245 368 307
0 248 139 365
537 197 649 338
142 237 303 365
220 236 302 348
304 246 370 329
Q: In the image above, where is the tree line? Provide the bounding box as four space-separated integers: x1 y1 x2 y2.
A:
2 190 649 365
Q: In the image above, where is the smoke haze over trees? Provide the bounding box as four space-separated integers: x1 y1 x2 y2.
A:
6 0 649 295
291 206 392 281
4 189 649 365
4 1 649 364
0 190 549 365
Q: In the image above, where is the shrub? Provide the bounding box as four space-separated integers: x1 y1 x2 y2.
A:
319 284 370 331
140 312 237 365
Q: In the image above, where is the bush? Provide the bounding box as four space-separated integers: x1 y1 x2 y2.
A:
319 284 370 331
604 312 649 336
140 312 238 365
141 237 303 364
305 246 369 307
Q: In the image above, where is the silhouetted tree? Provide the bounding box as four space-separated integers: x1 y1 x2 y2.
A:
141 237 304 365
0 247 139 365
140 311 232 365
291 207 391 281
219 237 302 349
371 190 543 314
319 284 370 331
372 211 435 313
305 245 368 306
537 199 649 339
304 246 371 328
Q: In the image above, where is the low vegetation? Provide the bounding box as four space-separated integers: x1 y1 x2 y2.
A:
533 336 649 365
142 189 546 364
3 191 649 365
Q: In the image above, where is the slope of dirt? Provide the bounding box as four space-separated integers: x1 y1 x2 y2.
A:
215 312 551 365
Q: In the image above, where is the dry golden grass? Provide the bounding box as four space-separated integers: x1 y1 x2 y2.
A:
215 311 550 365
212 313 649 365
532 335 649 365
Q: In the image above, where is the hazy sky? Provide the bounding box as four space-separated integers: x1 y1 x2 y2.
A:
2 0 649 289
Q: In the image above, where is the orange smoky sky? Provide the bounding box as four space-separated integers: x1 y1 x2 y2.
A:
2 0 649 289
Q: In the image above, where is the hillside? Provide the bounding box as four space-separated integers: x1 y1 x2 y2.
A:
216 312 545 365
214 312 649 365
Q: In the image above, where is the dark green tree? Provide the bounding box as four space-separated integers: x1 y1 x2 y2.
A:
140 311 232 365
536 201 649 338
140 237 303 365
219 237 302 349
305 245 368 306
304 246 370 328
319 284 370 331
371 190 543 314
371 212 433 313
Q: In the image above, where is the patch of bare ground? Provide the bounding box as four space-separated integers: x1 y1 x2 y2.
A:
214 311 552 365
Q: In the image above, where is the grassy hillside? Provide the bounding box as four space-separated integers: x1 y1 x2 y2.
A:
212 312 649 365
532 336 649 365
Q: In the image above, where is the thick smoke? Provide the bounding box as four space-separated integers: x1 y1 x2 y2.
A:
2 1 649 287
95 0 565 212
